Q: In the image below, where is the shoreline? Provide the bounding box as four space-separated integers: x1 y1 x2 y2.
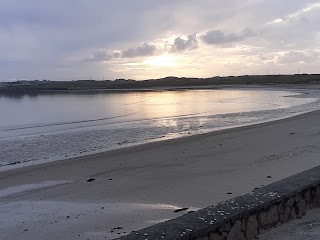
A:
1 86 319 172
1 83 320 95
1 88 320 239
1 105 319 174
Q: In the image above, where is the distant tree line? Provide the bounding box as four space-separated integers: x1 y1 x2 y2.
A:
1 74 320 93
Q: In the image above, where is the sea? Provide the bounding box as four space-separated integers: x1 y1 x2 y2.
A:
0 87 319 170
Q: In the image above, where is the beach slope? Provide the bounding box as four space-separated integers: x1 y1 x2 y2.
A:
1 110 320 239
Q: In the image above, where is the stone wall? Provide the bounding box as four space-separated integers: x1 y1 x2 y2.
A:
117 165 320 240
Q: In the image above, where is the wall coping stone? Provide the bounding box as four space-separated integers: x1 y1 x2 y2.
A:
117 165 320 240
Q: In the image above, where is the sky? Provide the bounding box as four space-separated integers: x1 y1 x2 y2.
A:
1 0 320 81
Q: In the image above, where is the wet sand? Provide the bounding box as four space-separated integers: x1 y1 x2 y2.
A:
1 110 320 239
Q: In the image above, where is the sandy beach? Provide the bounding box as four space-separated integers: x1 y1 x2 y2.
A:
1 109 320 240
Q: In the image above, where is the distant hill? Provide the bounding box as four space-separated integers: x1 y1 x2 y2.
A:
1 74 320 93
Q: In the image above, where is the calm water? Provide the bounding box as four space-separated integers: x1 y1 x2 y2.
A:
0 88 319 169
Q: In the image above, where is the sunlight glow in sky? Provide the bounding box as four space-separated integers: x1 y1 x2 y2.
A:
1 0 320 81
144 54 177 67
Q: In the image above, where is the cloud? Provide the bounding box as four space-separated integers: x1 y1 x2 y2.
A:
277 50 320 64
1 0 320 80
256 52 275 62
201 29 254 45
171 33 199 52
86 52 113 62
121 43 156 58
87 43 156 62
267 2 320 25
